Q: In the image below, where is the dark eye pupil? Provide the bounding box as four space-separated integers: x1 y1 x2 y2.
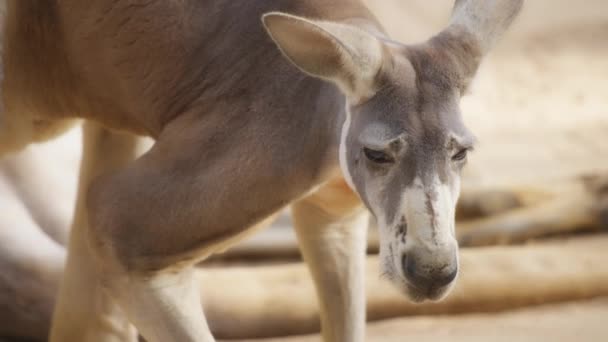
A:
453 149 468 161
364 148 393 164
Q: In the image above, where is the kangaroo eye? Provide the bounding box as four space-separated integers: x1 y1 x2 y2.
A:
363 148 394 164
452 149 468 161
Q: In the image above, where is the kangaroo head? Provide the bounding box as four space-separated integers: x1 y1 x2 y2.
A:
264 0 523 301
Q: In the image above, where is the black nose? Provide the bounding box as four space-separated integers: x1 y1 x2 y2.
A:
402 254 458 289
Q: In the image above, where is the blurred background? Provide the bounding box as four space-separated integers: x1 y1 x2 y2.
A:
1 0 607 341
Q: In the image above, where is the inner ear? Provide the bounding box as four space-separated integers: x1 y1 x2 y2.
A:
262 14 344 79
262 12 384 101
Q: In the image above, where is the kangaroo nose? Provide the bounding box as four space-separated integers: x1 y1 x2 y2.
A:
402 253 458 289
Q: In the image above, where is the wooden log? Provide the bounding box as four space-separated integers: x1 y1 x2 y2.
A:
458 175 608 247
201 235 608 339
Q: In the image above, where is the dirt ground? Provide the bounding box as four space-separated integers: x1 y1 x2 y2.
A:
2 298 607 341
239 297 608 342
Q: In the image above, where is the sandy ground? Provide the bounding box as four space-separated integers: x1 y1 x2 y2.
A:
1 296 607 342
240 297 608 342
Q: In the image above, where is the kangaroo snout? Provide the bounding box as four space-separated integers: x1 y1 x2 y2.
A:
400 243 458 301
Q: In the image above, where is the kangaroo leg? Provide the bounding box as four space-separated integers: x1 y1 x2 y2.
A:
50 122 140 342
84 115 301 342
291 178 368 342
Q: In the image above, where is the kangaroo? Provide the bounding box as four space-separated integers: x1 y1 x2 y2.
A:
0 0 523 341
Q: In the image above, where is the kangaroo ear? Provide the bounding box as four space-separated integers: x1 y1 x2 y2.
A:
262 12 384 102
449 0 524 54
432 0 524 92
